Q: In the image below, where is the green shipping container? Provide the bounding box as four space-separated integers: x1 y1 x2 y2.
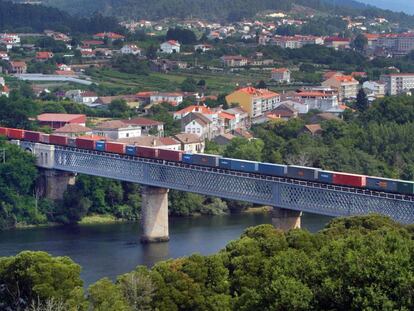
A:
396 180 414 195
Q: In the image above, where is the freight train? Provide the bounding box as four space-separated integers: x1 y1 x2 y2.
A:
1 126 414 195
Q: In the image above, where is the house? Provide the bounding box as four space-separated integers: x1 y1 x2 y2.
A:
271 68 291 83
120 44 142 55
225 86 280 118
301 124 323 136
295 89 339 111
173 133 205 153
267 103 298 121
194 44 213 52
362 81 386 98
213 133 235 146
173 104 214 120
93 120 142 140
150 92 183 106
36 51 54 61
322 75 359 100
123 117 164 137
222 107 250 130
380 73 414 95
0 51 9 61
9 61 27 74
324 36 351 49
220 55 249 67
117 136 181 151
93 32 125 41
72 91 99 106
0 84 9 97
54 124 92 137
181 112 218 140
37 113 86 129
277 99 309 114
160 40 181 54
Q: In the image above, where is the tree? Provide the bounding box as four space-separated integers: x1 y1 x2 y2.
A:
88 278 129 311
109 99 130 115
180 77 198 92
223 137 264 161
256 80 267 89
356 88 369 112
146 45 157 60
166 27 197 44
0 251 85 310
352 34 368 52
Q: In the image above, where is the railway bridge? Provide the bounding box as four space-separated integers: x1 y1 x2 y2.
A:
16 140 414 242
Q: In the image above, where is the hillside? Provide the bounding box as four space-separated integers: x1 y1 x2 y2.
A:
358 0 414 14
25 0 414 27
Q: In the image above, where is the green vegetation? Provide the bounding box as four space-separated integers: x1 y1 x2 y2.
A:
1 215 414 310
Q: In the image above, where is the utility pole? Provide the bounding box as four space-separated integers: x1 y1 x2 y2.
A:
0 148 5 164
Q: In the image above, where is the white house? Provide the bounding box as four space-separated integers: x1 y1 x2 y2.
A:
93 120 142 140
271 68 291 83
160 40 181 54
150 92 183 106
194 44 213 52
67 90 99 107
120 44 142 55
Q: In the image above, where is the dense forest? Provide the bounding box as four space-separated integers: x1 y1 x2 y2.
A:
1 214 414 310
0 1 121 33
32 0 414 27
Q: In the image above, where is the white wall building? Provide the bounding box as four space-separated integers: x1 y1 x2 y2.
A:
362 81 386 98
160 40 181 53
93 120 142 140
380 74 414 95
120 44 142 55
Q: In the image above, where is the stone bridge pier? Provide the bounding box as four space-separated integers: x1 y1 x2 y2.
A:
140 186 169 243
37 169 76 201
271 207 302 231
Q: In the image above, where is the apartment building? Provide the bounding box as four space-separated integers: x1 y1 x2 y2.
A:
380 74 414 95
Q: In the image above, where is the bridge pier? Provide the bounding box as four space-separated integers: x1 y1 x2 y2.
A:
40 169 76 200
140 186 169 243
271 207 302 231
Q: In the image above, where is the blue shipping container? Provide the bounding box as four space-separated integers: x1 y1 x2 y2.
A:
219 158 232 170
366 177 398 192
318 171 333 184
230 159 259 173
182 154 193 164
125 145 136 156
95 141 106 152
258 163 286 177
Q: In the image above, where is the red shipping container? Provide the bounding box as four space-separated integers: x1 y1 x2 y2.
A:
76 138 96 150
40 134 50 144
49 134 68 146
8 128 25 139
24 131 41 142
137 146 158 159
158 149 182 162
0 127 8 137
105 142 125 154
333 172 366 187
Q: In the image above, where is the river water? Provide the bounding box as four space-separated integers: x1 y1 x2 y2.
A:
0 213 332 286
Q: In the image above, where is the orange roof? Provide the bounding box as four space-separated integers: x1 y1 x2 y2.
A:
77 135 106 141
55 70 75 76
36 51 53 59
323 71 340 79
94 32 125 39
175 105 213 115
339 104 355 112
364 33 380 40
272 68 289 73
219 112 236 120
332 75 357 83
297 91 329 97
37 113 86 122
238 86 280 99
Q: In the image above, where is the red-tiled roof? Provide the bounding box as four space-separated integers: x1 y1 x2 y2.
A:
54 123 91 133
219 111 236 120
37 113 86 122
272 68 289 73
238 86 280 99
175 105 213 115
36 51 53 59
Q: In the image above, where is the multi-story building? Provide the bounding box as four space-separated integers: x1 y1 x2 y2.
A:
380 74 414 95
173 133 205 153
150 92 184 106
271 68 291 83
362 81 386 98
271 35 323 49
220 55 249 67
322 75 359 100
373 32 414 56
9 61 27 74
225 86 280 118
295 89 339 111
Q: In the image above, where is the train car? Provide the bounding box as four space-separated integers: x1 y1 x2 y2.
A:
182 153 193 164
287 165 319 181
125 145 136 156
332 172 366 188
24 131 41 142
366 176 398 193
318 171 334 184
105 142 125 154
396 180 414 195
230 159 259 173
8 128 25 140
0 127 8 137
137 146 158 159
258 163 287 177
75 137 96 150
49 134 68 146
219 158 232 170
158 149 182 162
189 153 221 167
67 137 76 147
95 141 106 152
39 134 50 144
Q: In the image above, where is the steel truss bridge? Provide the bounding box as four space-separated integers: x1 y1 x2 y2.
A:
19 141 414 224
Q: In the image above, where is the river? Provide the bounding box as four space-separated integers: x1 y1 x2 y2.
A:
0 212 332 286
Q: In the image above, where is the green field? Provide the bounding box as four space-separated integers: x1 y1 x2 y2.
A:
89 68 271 94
